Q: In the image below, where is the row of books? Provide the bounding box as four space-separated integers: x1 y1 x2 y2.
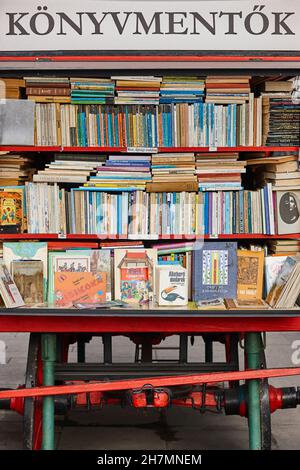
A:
34 100 263 148
0 241 299 310
22 75 247 105
23 183 300 236
2 76 298 148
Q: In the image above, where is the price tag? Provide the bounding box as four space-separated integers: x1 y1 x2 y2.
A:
58 232 67 239
209 234 219 239
209 146 218 152
127 147 158 154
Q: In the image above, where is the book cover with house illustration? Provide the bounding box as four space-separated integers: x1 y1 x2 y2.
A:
114 249 157 304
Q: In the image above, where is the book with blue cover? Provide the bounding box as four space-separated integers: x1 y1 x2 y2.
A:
192 242 238 301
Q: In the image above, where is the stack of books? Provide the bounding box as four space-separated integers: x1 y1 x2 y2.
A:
0 153 35 186
268 240 300 255
0 79 25 99
85 154 152 191
261 81 300 146
251 154 300 190
195 152 245 191
33 153 106 184
160 77 205 104
113 76 162 105
25 77 70 103
205 76 251 104
149 153 197 191
246 153 300 235
70 78 115 105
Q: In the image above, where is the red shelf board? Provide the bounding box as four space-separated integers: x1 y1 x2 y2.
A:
0 146 298 153
0 234 299 241
1 55 300 63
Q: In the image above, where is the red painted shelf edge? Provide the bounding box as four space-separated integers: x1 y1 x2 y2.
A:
1 55 300 63
0 146 298 153
0 234 299 241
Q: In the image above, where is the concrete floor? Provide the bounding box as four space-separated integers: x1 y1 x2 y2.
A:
0 332 300 450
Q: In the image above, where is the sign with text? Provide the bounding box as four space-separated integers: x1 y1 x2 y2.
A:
0 0 299 53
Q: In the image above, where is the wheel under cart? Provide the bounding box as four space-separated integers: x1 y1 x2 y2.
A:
0 308 300 451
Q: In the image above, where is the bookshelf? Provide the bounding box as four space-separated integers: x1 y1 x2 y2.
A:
1 71 300 308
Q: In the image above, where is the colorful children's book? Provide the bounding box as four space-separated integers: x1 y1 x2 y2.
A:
192 242 237 301
54 272 106 308
3 242 48 300
114 249 157 304
0 191 22 233
48 251 91 304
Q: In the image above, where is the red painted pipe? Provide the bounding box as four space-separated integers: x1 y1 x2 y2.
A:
0 367 299 400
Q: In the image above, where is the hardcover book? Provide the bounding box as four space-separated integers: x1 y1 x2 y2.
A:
0 191 22 233
3 242 48 300
237 250 264 301
276 191 300 235
48 251 91 304
114 249 157 304
156 265 188 306
192 242 237 301
54 272 106 308
11 260 44 305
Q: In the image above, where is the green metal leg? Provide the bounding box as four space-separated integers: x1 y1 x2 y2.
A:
41 334 56 450
77 339 86 363
245 332 264 450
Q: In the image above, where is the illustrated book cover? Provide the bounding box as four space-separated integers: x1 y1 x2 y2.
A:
114 249 157 304
192 242 237 301
11 260 44 305
48 251 91 304
156 265 188 306
54 272 106 308
0 262 25 308
276 191 300 235
0 191 22 233
237 249 264 301
3 242 48 300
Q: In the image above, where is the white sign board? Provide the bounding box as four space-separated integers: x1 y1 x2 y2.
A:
0 0 299 53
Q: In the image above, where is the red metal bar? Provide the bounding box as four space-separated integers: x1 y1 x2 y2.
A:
1 55 300 63
0 234 299 241
0 367 299 400
1 315 300 333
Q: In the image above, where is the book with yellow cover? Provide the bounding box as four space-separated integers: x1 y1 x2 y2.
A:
0 191 22 233
237 249 264 301
54 272 106 308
